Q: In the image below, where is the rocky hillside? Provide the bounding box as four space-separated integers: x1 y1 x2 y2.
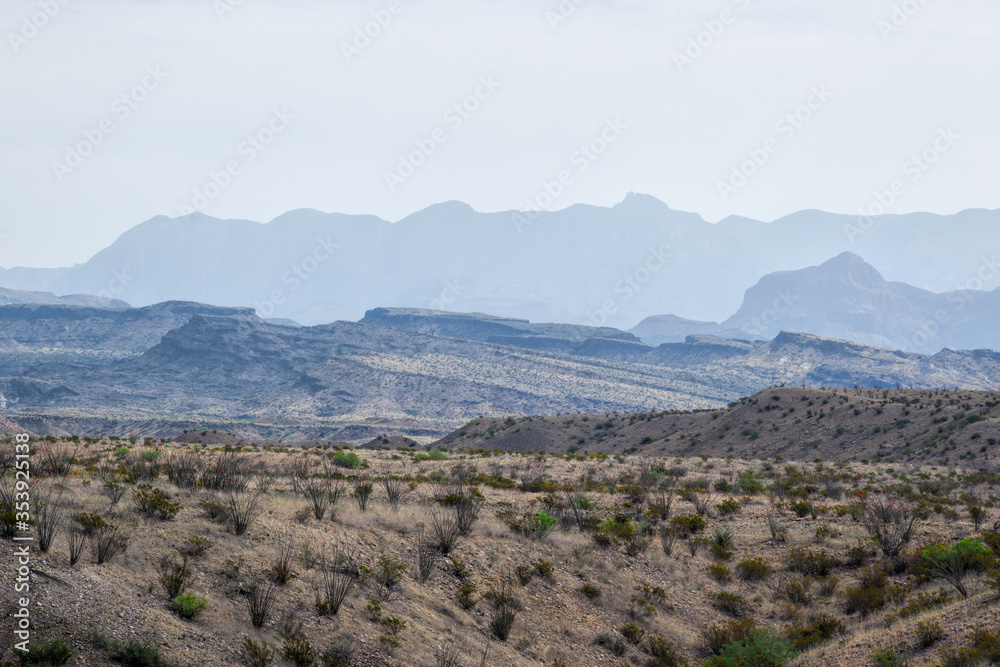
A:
437 386 1000 468
6 303 1000 442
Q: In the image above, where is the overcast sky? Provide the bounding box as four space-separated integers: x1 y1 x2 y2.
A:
1 0 998 268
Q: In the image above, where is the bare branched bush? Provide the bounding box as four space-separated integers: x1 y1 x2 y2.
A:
862 493 919 561
428 506 462 554
561 481 594 531
67 526 86 566
415 524 439 583
316 542 359 616
301 474 333 520
286 458 311 495
227 491 263 536
158 552 191 598
451 484 482 536
658 525 679 556
353 481 373 512
381 467 407 511
33 486 63 553
163 451 200 488
97 461 132 510
922 549 970 599
246 571 279 629
201 452 251 492
486 570 522 641
254 460 277 494
38 444 78 478
93 522 128 564
272 533 296 585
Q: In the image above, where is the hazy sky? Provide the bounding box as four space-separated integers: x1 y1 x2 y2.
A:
2 0 998 268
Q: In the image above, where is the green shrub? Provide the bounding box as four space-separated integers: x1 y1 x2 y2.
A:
711 591 753 618
533 559 554 579
870 646 904 667
133 485 181 520
783 613 844 650
169 593 207 619
913 538 995 581
72 512 110 534
180 535 214 558
456 579 477 609
618 622 645 644
282 635 317 667
645 633 688 667
413 449 448 461
843 566 902 617
914 619 944 648
966 627 1000 663
705 629 798 667
331 452 363 469
707 562 733 583
786 547 838 577
791 501 813 518
514 564 534 585
716 498 741 515
898 588 951 619
158 553 191 599
197 499 227 521
14 638 72 666
779 575 812 605
702 618 757 654
580 582 601 600
240 636 274 667
505 510 557 540
670 514 707 536
736 557 772 581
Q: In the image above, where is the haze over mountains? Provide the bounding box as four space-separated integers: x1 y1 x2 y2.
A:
2 194 997 335
633 252 1000 354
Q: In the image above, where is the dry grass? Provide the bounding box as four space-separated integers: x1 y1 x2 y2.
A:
0 437 997 667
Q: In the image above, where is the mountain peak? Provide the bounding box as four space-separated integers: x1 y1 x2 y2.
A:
399 200 477 224
819 252 885 286
614 192 671 213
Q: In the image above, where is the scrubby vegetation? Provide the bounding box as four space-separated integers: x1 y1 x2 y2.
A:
2 403 1000 665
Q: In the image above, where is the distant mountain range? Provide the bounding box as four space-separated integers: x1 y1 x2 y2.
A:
0 287 130 309
4 300 1000 440
2 195 997 332
631 252 1000 354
